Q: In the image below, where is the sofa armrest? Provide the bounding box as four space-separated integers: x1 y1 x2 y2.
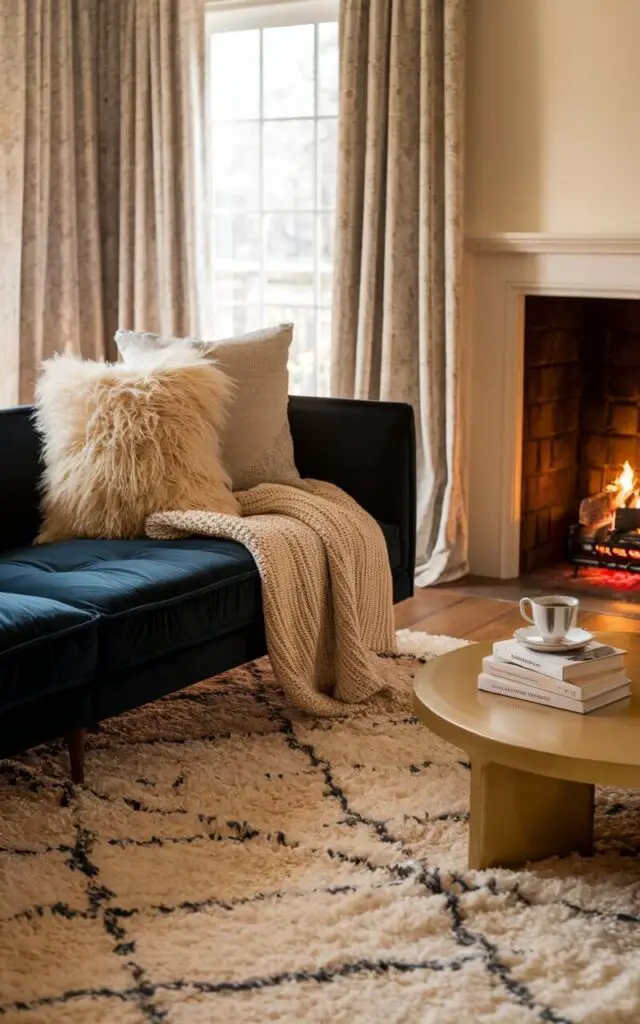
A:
288 396 416 598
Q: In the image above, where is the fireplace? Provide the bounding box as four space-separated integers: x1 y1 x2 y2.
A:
520 296 640 575
465 234 640 580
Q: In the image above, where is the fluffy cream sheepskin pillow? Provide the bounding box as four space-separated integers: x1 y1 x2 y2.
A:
35 348 238 543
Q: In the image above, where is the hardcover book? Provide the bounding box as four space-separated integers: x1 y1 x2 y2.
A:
477 673 631 713
492 639 626 681
482 655 628 701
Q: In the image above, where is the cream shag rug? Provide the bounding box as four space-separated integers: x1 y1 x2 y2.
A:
1 631 639 1024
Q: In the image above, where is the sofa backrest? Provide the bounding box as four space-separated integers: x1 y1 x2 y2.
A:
0 407 42 551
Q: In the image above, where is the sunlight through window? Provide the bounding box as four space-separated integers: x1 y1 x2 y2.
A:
208 4 338 395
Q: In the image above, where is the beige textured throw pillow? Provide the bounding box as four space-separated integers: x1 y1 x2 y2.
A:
35 349 238 544
116 324 301 492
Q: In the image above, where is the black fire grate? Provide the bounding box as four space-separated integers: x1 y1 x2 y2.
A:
569 507 640 572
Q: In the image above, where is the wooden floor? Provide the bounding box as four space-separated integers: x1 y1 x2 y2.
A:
395 582 640 642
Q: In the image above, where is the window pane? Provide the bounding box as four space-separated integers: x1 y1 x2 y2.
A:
263 120 314 210
210 31 260 120
318 22 338 116
212 123 260 211
291 306 318 396
209 18 338 395
213 305 262 337
265 213 314 307
318 118 337 209
263 25 315 118
214 214 260 262
215 271 260 307
318 212 334 305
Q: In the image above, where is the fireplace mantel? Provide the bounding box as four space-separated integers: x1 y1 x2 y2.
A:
466 234 640 255
464 233 640 578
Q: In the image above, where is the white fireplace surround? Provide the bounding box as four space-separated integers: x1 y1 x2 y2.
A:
465 233 640 579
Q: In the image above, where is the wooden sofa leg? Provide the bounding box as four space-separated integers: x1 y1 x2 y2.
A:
66 728 86 784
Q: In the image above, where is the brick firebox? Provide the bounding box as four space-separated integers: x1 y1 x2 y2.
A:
520 296 640 572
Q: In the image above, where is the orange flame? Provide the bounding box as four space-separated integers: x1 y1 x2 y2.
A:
596 544 640 561
606 461 640 509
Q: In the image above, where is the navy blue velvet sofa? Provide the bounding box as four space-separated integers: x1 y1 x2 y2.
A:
0 397 416 780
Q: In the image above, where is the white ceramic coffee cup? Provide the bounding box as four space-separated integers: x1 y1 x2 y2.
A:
518 595 579 643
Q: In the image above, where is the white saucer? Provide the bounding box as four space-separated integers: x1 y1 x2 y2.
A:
514 626 594 653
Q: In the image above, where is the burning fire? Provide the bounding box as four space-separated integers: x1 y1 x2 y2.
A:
606 461 640 509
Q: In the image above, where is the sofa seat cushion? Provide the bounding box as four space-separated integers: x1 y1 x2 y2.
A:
0 517 400 678
0 593 98 710
0 539 261 675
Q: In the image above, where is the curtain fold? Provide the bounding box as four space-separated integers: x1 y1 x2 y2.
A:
332 0 468 586
0 0 205 407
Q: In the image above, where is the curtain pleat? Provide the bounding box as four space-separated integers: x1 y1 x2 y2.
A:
331 0 468 586
0 0 205 405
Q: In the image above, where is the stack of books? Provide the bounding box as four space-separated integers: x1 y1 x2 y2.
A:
478 638 631 713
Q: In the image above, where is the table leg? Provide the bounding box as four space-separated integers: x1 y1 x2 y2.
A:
469 759 594 869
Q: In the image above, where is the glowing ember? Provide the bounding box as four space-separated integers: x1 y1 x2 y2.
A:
606 461 640 509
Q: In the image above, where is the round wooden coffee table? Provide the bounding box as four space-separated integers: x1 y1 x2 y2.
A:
413 631 640 869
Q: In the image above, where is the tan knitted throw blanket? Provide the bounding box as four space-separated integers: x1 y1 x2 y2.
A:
145 481 398 716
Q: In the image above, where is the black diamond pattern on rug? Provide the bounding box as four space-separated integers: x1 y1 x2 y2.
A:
0 648 639 1024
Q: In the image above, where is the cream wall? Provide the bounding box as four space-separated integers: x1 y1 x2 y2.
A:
466 0 640 234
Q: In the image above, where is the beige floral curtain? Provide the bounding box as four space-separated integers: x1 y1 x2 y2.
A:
331 0 468 586
0 0 205 407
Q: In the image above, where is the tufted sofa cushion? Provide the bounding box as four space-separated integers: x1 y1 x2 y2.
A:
0 523 400 680
0 539 261 675
0 592 98 710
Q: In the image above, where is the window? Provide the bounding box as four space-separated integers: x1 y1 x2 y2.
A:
207 0 339 395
